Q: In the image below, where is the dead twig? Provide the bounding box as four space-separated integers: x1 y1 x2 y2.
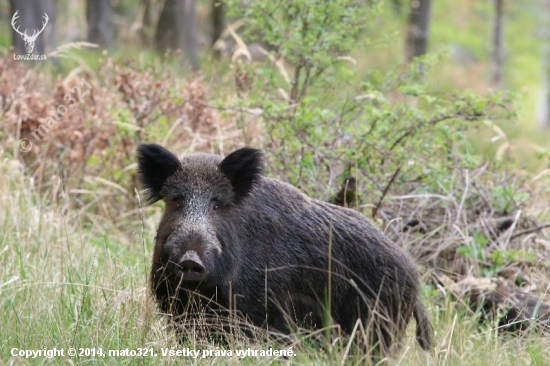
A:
372 164 402 219
510 223 550 240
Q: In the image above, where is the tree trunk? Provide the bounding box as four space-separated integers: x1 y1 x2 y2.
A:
86 0 114 48
183 0 199 69
10 0 56 55
155 0 182 51
212 0 226 58
155 0 199 69
405 0 432 63
491 0 504 88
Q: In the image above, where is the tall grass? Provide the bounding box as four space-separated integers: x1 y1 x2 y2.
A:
1 154 548 365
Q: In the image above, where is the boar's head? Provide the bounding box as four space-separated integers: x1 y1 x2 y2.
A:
137 144 263 305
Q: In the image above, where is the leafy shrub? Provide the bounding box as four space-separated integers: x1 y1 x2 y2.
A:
227 0 514 217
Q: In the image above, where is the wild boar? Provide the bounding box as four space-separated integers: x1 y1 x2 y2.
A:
137 143 432 353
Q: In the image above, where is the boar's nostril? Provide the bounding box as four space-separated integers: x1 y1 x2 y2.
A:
178 251 206 282
180 260 205 276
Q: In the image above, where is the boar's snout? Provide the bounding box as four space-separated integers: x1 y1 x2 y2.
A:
177 251 206 282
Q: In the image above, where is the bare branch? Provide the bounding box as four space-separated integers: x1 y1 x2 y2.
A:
510 223 550 240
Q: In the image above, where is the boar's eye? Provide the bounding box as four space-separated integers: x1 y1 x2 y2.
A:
212 200 220 212
168 195 184 210
171 195 184 202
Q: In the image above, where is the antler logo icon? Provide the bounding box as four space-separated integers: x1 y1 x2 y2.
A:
11 11 49 54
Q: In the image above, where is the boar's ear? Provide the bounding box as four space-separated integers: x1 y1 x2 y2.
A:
219 147 264 201
137 144 181 203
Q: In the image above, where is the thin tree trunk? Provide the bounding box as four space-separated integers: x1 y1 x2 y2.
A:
212 0 226 58
491 0 504 88
540 0 550 130
183 0 199 69
86 0 114 48
405 0 432 63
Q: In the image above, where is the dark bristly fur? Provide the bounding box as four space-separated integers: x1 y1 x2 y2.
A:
137 143 433 354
